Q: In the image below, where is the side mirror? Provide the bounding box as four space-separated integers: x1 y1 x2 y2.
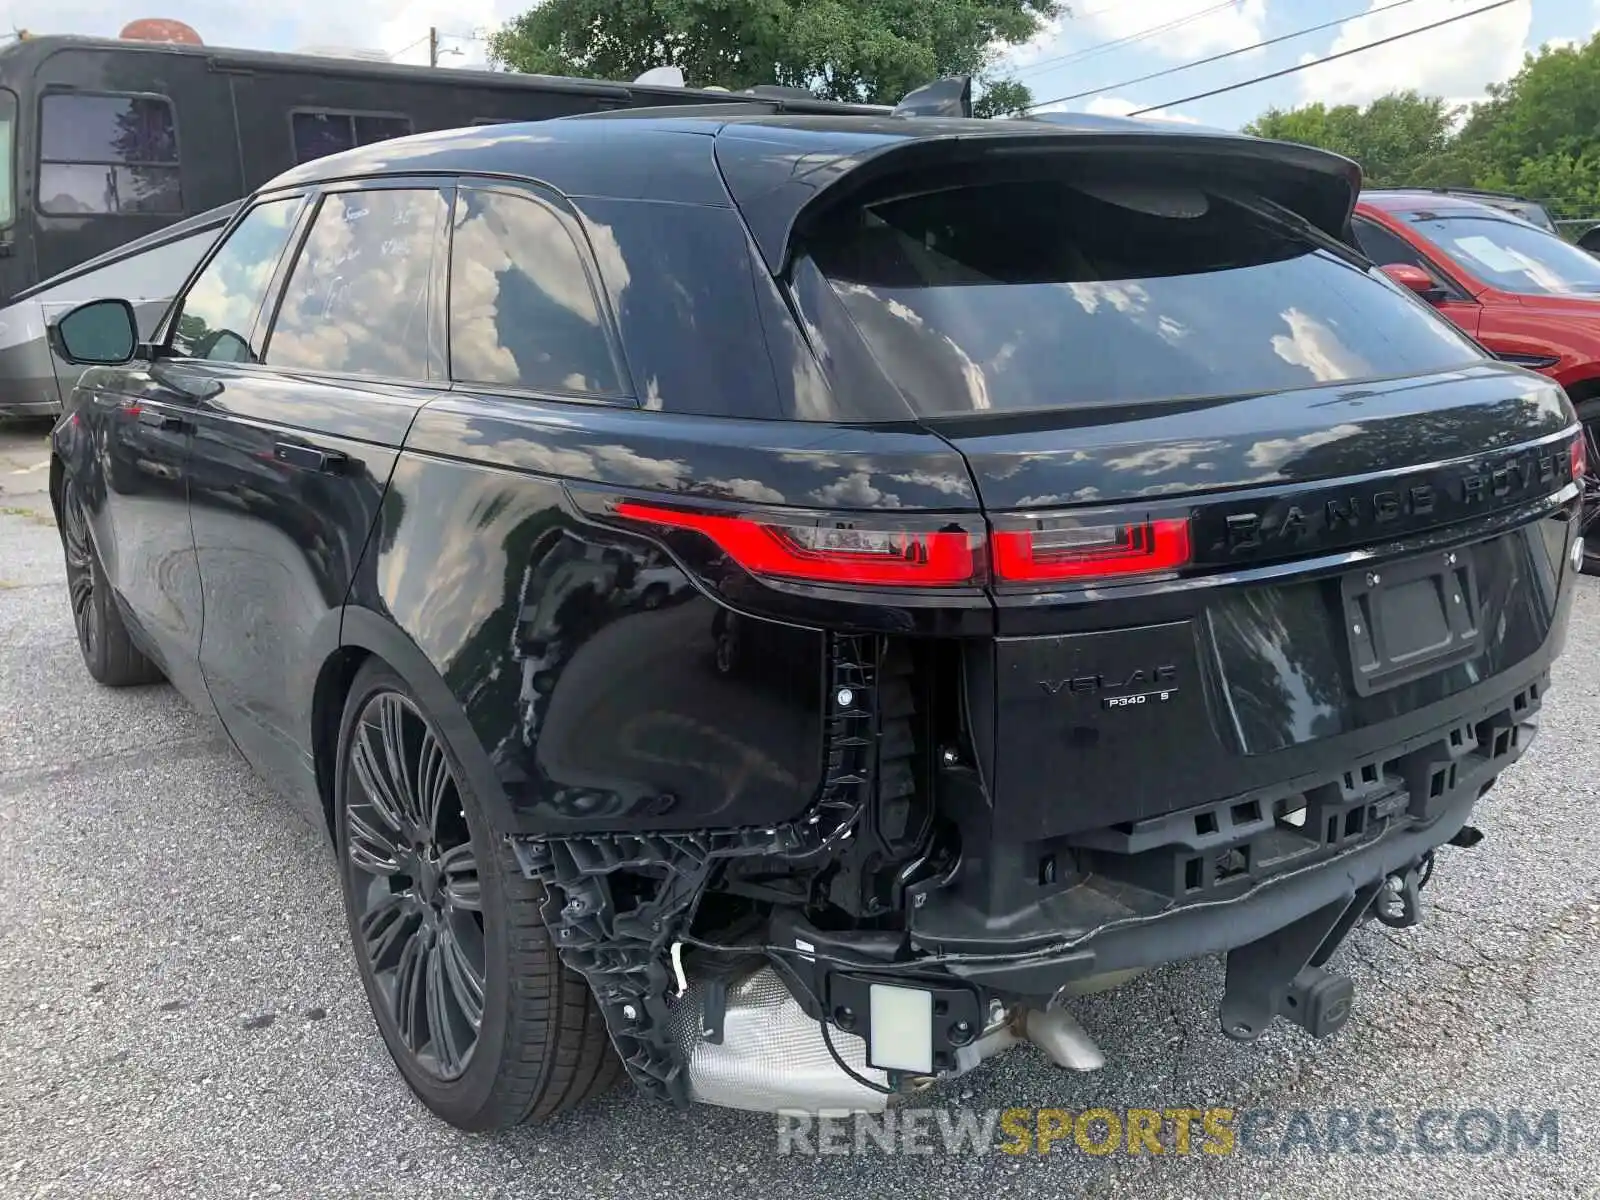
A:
48 298 140 366
1381 263 1446 303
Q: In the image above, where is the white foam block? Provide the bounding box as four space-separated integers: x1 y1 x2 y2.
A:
868 983 934 1074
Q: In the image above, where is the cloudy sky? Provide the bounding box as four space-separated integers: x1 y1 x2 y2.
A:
6 0 1592 129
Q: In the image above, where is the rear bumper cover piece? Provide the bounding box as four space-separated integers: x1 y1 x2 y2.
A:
909 670 1545 999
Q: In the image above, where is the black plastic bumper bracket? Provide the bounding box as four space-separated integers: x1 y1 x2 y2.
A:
1219 879 1380 1042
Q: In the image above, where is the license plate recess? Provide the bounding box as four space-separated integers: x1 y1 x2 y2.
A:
1341 550 1481 697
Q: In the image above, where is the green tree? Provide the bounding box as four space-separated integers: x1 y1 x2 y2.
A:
488 0 1062 108
973 76 1032 118
1453 35 1600 218
1245 91 1462 187
1242 35 1600 224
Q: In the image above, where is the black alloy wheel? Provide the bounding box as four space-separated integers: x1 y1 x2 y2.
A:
57 474 162 686
60 479 98 662
334 660 624 1129
342 689 486 1081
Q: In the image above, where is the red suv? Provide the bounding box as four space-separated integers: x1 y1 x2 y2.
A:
1354 190 1600 569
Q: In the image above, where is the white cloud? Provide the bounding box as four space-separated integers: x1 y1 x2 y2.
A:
1032 95 1201 124
1009 12 1071 66
6 0 516 67
1296 0 1533 107
1077 0 1267 62
1084 95 1202 124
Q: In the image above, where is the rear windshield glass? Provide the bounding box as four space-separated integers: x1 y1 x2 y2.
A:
807 176 1485 416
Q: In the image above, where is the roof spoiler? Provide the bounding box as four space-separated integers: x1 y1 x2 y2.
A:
715 127 1363 274
892 76 972 119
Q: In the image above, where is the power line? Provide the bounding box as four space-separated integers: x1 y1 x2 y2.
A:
1130 0 1519 116
389 27 481 60
390 32 432 57
1027 0 1421 110
1015 0 1245 79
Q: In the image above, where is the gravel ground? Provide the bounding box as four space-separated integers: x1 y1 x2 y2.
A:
2 418 1598 1198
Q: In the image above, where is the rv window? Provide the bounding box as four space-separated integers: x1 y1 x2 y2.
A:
354 115 412 144
266 188 445 379
291 111 414 164
39 94 181 216
0 89 14 228
448 189 624 397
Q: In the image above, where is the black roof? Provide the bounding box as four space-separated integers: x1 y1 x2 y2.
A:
263 112 1362 271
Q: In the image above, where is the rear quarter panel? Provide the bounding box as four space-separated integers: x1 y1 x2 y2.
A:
356 395 933 836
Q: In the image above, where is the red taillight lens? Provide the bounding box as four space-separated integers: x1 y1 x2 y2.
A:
992 518 1192 582
613 501 981 587
1572 432 1588 482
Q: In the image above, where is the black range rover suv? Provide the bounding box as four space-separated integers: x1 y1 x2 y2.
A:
46 102 1583 1129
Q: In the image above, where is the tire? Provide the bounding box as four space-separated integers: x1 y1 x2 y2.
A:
58 473 164 687
333 659 621 1130
1574 398 1600 575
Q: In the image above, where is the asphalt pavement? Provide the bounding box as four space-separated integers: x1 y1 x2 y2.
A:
1 416 1597 1198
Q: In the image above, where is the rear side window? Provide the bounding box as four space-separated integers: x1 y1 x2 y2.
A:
448 189 624 396
170 197 304 362
265 188 446 379
39 93 181 216
807 177 1485 416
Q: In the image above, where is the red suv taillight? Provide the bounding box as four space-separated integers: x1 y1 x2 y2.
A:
613 501 1192 588
991 517 1192 583
613 501 985 587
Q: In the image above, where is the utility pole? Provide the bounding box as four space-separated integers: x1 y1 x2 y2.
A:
428 26 438 68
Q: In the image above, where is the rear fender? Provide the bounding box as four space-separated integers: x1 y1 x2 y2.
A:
353 437 839 838
328 604 514 838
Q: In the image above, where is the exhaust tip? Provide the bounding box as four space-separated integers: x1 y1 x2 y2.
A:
1023 1007 1105 1071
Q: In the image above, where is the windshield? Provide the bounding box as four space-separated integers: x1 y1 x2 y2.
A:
807 176 1485 416
0 88 14 228
1489 200 1555 232
1409 214 1600 295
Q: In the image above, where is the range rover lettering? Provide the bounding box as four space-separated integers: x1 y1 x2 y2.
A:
45 95 1583 1130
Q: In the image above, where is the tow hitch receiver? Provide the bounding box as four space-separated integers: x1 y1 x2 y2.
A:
1220 883 1381 1043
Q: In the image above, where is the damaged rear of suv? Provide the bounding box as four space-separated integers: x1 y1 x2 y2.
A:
49 103 1583 1129
504 115 1582 1119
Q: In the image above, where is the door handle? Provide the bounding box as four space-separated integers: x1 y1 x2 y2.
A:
274 442 349 474
137 408 184 431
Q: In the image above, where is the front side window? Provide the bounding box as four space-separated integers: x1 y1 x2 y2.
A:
1408 213 1600 296
1352 217 1428 270
290 111 413 165
265 188 445 379
448 189 623 396
806 176 1486 416
39 93 181 216
169 197 304 362
0 88 15 228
